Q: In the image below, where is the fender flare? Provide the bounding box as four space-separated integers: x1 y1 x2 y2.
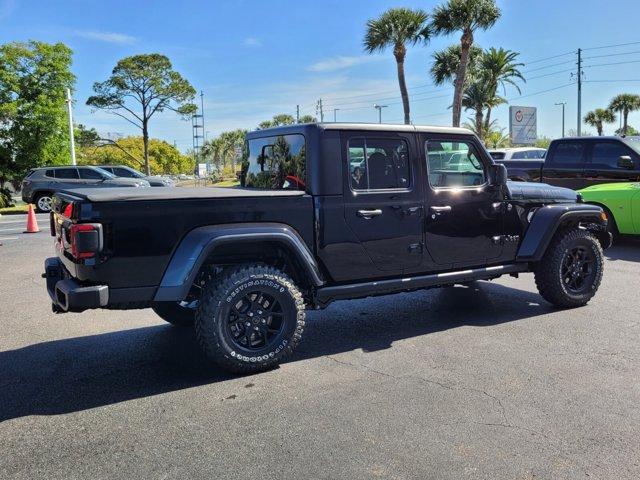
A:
153 223 324 302
516 203 608 262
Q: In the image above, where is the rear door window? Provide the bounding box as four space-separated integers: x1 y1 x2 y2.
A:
550 142 585 168
347 137 411 191
79 168 105 179
54 168 79 179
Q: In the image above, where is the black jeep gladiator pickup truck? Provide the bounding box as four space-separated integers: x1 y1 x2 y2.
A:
499 136 640 189
44 123 611 373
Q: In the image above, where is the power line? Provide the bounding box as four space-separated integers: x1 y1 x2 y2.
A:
520 50 575 65
584 59 640 69
506 83 574 102
582 40 640 51
526 67 576 81
521 58 576 74
583 49 640 60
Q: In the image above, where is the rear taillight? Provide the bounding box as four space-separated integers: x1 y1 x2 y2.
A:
69 223 103 259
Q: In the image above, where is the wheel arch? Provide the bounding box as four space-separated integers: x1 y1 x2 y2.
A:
517 203 610 262
153 223 325 302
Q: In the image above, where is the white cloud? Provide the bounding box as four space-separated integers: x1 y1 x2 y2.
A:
75 30 137 45
243 37 262 47
308 55 383 72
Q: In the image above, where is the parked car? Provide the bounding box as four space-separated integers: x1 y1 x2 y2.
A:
488 147 546 160
579 182 640 236
43 123 610 374
498 136 640 189
22 166 150 212
98 165 174 187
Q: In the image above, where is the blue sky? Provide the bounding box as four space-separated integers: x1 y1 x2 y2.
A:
2 0 640 151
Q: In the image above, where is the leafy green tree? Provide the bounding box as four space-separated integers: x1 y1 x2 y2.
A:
535 136 552 149
461 81 504 139
74 123 100 148
615 124 639 136
257 114 295 130
431 0 501 127
78 136 192 174
479 47 524 131
430 44 483 88
608 93 640 135
202 129 247 170
364 8 431 124
87 54 196 175
298 115 317 123
483 125 510 148
0 41 75 184
584 108 616 136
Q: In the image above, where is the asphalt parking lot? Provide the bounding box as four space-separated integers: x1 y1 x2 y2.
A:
1 214 639 479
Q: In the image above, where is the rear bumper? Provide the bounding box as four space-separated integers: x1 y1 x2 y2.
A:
44 257 108 312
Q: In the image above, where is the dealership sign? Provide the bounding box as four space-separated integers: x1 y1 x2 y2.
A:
509 106 537 145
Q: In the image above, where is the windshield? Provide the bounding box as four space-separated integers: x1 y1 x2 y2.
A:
122 166 145 178
94 167 116 178
624 136 640 155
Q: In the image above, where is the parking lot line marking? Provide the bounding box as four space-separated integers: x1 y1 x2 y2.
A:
0 236 19 241
0 227 26 232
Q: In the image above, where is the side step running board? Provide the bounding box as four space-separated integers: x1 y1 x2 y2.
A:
315 263 529 308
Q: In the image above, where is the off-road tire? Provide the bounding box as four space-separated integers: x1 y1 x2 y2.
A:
195 264 305 374
152 302 195 327
534 228 604 308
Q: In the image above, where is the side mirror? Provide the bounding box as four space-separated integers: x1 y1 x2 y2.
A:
490 163 508 187
618 155 634 169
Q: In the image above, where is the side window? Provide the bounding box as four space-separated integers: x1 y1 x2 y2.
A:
44 170 55 178
100 167 114 174
425 140 486 188
590 142 632 169
347 137 410 191
550 142 585 168
54 168 79 179
242 134 306 190
79 168 104 179
511 150 527 159
114 167 134 177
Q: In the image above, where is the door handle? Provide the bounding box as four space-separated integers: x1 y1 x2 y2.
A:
357 209 383 219
430 205 452 215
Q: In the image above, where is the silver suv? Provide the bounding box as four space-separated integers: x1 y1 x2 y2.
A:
22 166 150 212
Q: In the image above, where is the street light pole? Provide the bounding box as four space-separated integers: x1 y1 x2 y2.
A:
555 102 566 138
373 104 388 124
65 88 76 165
333 108 340 122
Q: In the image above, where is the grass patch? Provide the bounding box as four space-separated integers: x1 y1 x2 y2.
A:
0 204 29 215
212 179 240 187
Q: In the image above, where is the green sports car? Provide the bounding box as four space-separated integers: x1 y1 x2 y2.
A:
579 182 640 235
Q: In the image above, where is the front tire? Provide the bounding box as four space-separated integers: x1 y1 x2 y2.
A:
534 228 604 308
195 265 305 374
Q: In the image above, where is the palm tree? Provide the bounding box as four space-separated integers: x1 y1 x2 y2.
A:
461 81 504 140
431 0 501 127
479 47 525 131
584 108 616 136
364 8 431 124
430 44 483 88
608 94 640 135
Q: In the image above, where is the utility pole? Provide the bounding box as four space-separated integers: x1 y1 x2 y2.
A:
316 99 324 122
333 108 339 122
296 105 300 123
555 102 566 137
65 88 76 165
374 104 388 124
576 48 582 136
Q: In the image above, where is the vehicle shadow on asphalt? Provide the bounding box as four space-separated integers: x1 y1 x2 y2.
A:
605 237 640 263
0 282 553 422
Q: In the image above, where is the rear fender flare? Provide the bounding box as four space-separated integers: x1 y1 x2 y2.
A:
517 203 608 262
153 223 324 302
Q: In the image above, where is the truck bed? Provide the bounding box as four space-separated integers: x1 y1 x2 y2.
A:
60 186 307 202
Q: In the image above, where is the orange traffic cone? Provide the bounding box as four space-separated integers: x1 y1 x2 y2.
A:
24 204 40 233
